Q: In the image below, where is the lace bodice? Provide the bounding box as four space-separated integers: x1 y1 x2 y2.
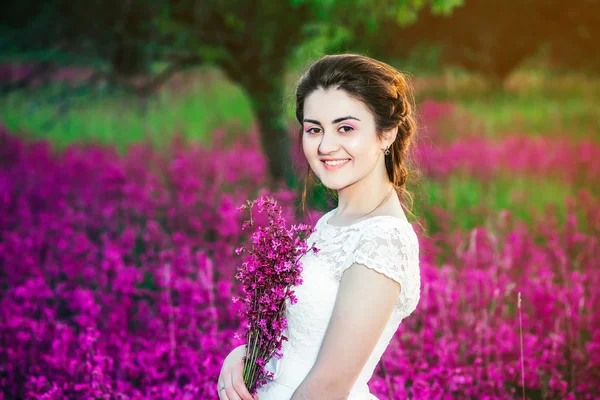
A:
257 208 421 399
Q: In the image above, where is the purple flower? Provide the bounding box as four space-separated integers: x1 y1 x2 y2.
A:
233 195 317 394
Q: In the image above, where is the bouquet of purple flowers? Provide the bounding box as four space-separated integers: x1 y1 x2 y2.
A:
233 196 318 394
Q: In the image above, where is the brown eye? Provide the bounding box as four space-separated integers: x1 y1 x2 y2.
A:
339 126 354 133
306 127 321 135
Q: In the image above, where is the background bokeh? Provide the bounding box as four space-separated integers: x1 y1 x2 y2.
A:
1 1 599 398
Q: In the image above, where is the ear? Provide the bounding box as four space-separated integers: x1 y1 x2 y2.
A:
381 127 398 150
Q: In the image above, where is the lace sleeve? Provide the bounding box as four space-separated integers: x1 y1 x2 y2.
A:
338 220 418 295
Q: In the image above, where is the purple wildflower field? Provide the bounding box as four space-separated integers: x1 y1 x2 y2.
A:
1 100 599 399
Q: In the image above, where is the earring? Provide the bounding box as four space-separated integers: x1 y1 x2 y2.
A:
384 147 390 156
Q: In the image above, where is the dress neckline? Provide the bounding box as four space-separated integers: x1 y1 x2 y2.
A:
323 207 412 229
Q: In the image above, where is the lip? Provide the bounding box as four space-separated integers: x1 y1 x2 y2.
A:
321 159 351 171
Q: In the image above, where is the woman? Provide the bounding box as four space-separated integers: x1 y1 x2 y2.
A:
217 53 421 400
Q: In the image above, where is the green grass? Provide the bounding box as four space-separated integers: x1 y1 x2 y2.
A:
413 173 576 234
0 68 256 154
415 69 600 142
451 91 598 142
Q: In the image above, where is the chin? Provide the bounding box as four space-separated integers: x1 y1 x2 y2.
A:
319 175 355 191
322 182 344 191
312 162 356 189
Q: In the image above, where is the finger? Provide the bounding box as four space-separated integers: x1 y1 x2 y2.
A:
232 379 255 400
231 362 255 400
224 372 243 400
217 379 228 400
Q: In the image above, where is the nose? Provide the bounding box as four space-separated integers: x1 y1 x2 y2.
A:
318 129 340 155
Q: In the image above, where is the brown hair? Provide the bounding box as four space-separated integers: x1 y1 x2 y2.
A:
295 53 422 226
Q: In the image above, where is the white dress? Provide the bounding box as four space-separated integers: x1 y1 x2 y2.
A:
255 207 421 400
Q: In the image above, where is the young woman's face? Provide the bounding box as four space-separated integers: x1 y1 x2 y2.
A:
302 87 385 190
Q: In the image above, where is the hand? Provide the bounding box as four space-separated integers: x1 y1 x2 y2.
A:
217 345 259 400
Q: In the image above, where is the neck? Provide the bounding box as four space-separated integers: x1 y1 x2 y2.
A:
335 163 395 218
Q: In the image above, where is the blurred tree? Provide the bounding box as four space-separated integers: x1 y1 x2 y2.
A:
0 0 162 91
153 0 461 187
0 2 64 92
56 0 158 79
359 0 600 84
0 0 462 187
543 0 600 73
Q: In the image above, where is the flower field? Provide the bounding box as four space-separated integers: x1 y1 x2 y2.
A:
1 98 599 399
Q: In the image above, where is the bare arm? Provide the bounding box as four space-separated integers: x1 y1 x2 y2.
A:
290 262 400 399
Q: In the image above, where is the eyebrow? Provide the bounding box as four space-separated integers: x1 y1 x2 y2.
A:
303 115 361 126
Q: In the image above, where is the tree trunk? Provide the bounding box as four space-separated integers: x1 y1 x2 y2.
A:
240 73 297 190
249 89 298 191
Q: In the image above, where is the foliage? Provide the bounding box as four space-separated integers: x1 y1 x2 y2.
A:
364 0 600 82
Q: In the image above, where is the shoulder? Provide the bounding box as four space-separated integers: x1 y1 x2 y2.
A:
357 217 419 254
352 219 421 313
342 218 419 281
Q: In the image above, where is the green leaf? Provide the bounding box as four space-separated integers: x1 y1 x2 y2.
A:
432 0 463 15
224 13 246 34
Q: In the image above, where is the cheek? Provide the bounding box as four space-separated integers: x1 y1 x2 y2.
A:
302 137 316 159
301 137 308 158
345 137 369 158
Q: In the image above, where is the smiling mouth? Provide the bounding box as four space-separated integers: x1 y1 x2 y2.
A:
321 159 351 169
